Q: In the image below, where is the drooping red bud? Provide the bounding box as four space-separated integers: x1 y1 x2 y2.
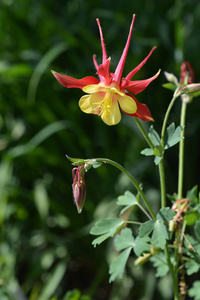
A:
72 166 86 213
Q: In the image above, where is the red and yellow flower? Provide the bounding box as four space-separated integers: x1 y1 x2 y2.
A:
52 14 160 125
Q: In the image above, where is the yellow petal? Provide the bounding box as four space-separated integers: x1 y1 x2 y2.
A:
82 84 104 94
79 95 93 113
101 99 121 126
117 94 137 114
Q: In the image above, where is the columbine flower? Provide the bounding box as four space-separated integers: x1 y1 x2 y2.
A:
72 165 86 213
52 14 160 125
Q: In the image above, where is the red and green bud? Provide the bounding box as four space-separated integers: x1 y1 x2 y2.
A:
72 166 86 213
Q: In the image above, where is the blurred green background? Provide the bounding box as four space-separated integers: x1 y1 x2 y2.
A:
1 0 200 299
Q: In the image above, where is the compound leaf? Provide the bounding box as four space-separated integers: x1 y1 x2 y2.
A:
90 218 125 247
164 123 184 149
148 125 160 146
117 191 138 215
185 260 200 276
109 247 132 282
151 221 170 249
188 281 200 300
139 220 155 238
114 228 134 251
150 253 169 277
134 236 150 257
157 207 176 222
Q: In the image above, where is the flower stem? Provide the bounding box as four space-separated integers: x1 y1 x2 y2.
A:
94 158 156 220
134 118 154 149
178 101 187 199
159 92 181 299
158 160 166 208
161 93 178 142
165 243 179 300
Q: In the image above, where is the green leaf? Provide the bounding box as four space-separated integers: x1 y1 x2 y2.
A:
117 191 138 214
140 209 173 249
195 220 200 241
148 125 161 146
164 123 184 149
151 221 170 249
187 185 198 204
157 207 176 222
141 148 154 156
162 83 177 91
150 253 169 277
63 290 91 300
193 90 200 98
38 262 66 300
141 127 164 165
34 180 49 221
153 145 164 157
184 234 200 263
109 247 132 282
90 219 125 247
185 212 200 226
114 228 134 251
8 121 71 158
134 236 150 257
188 281 200 300
185 260 200 275
154 156 163 165
139 220 155 238
66 155 85 164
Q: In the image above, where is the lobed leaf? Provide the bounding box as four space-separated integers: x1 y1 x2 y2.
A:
90 218 125 247
164 123 184 149
139 220 155 238
114 228 134 251
157 207 176 222
188 281 200 300
185 260 200 276
187 185 198 204
148 126 161 146
151 221 171 249
150 253 169 277
109 247 132 282
117 191 138 214
134 236 150 257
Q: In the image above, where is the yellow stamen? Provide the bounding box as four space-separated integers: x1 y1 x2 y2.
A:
79 83 137 125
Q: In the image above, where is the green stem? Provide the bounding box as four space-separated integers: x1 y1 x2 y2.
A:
161 93 178 142
94 158 156 220
134 118 154 149
158 157 179 299
165 243 179 300
125 221 143 225
178 101 187 199
135 111 180 298
159 92 181 299
158 160 166 208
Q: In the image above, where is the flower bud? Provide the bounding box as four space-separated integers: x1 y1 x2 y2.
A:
72 166 86 213
164 71 178 85
180 62 194 84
